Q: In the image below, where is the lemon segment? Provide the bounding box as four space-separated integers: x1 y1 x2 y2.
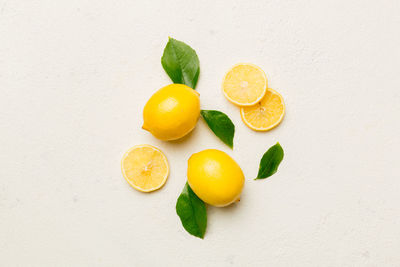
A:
187 149 244 207
143 84 200 141
222 63 267 106
121 145 169 192
240 88 285 131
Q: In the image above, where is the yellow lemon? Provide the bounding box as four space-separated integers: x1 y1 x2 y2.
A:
187 149 245 207
222 63 267 106
240 88 285 131
121 144 169 192
143 84 200 140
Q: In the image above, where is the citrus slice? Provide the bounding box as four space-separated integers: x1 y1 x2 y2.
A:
121 144 169 192
240 88 285 131
222 63 267 106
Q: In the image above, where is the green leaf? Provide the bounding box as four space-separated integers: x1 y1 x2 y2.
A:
161 37 200 89
200 110 235 148
176 182 207 239
256 143 284 179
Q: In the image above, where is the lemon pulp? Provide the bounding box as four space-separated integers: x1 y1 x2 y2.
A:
222 63 267 106
121 145 169 192
240 88 285 131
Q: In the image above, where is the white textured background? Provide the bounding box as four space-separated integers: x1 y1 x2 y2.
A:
1 0 400 266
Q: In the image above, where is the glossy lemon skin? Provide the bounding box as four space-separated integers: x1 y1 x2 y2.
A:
143 84 200 141
187 149 245 207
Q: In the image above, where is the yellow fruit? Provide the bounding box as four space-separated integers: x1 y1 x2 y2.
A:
121 144 169 192
240 88 285 131
187 149 244 207
142 84 200 141
222 63 267 106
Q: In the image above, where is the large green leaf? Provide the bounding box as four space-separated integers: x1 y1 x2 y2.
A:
176 182 207 238
161 37 200 89
256 143 284 179
201 110 235 148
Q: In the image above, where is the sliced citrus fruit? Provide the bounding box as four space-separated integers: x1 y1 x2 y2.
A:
222 63 267 106
240 88 285 131
121 144 169 192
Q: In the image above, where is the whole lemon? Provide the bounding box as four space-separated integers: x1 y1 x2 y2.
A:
142 84 200 141
187 149 245 207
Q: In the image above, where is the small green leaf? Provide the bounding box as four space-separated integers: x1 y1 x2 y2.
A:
176 182 207 239
201 110 235 148
256 143 284 179
161 37 200 89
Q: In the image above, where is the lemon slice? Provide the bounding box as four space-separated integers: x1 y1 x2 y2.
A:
222 63 267 106
240 88 285 131
121 145 169 192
